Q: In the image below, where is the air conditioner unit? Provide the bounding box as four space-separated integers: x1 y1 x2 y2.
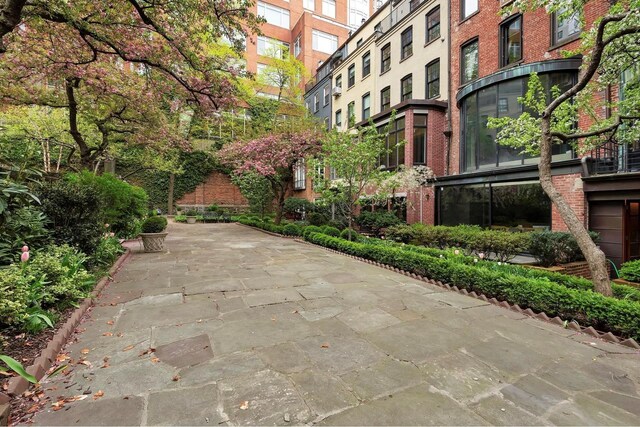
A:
332 86 342 97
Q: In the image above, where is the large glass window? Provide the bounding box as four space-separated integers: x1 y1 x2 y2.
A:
379 118 405 169
348 64 356 87
362 51 371 77
401 74 412 101
461 72 575 172
413 114 427 165
312 30 338 54
401 27 413 60
257 36 289 58
349 0 369 27
362 93 371 120
461 39 479 84
322 0 336 17
426 60 440 99
552 8 581 45
381 43 391 73
461 0 478 19
258 2 290 28
335 109 342 128
500 15 522 67
381 86 391 112
439 184 489 227
426 7 440 43
304 0 315 10
294 159 306 190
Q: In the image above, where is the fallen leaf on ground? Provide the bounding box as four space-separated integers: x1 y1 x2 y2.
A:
320 343 330 348
117 332 124 337
239 401 249 410
106 320 114 325
93 390 104 400
291 310 299 314
66 395 88 402
172 375 180 382
122 345 135 351
102 332 113 337
151 357 160 363
78 360 92 368
80 348 90 355
139 347 155 356
56 354 70 362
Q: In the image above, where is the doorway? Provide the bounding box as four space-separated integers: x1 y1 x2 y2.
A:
626 201 640 261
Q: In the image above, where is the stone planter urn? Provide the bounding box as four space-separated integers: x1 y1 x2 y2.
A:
186 216 197 224
140 232 169 252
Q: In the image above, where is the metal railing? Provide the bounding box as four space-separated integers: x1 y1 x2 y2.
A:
374 0 428 35
591 142 640 174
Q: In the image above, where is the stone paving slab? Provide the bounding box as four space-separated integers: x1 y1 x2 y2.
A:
29 223 640 426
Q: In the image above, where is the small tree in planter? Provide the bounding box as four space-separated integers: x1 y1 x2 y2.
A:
140 216 168 252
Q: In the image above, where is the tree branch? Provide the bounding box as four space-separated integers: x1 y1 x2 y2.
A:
550 115 639 142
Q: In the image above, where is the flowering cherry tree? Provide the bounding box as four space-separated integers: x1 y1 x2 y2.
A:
218 130 322 224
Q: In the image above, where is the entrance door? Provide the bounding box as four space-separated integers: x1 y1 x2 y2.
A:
626 201 640 261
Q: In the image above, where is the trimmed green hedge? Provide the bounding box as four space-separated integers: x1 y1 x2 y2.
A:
304 231 640 341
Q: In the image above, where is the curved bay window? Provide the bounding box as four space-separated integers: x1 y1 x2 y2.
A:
379 117 405 169
461 72 576 172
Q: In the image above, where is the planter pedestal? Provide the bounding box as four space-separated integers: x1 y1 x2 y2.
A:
186 216 197 224
140 232 168 252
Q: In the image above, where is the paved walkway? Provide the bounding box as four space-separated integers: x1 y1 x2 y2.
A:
31 223 640 426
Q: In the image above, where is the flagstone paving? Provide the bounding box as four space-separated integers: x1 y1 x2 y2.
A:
30 223 640 426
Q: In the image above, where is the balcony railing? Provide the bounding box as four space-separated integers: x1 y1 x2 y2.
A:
591 142 640 174
375 0 428 35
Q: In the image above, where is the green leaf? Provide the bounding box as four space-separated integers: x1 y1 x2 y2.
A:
0 355 37 383
33 313 54 328
47 364 68 378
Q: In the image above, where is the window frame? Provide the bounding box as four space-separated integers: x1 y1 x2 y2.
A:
401 26 413 60
426 59 440 99
362 92 371 120
257 2 290 28
335 74 342 89
294 35 302 57
461 0 478 20
401 74 413 101
380 86 391 112
323 84 330 106
294 159 306 190
313 93 320 112
322 0 336 18
499 14 523 68
335 109 342 128
348 64 356 88
413 114 428 165
312 29 338 54
460 38 479 85
347 101 355 126
426 7 441 44
551 9 581 46
303 0 315 11
362 51 371 78
380 43 391 74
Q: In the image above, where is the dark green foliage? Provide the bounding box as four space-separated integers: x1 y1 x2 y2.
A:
283 197 315 220
232 172 273 218
529 231 600 267
283 223 302 236
141 216 168 233
355 211 403 237
340 228 360 241
90 237 125 268
620 260 640 283
322 226 341 237
303 232 640 340
307 211 330 226
39 179 104 255
66 172 148 239
302 225 323 239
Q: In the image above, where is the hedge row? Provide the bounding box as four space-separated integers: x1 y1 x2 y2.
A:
304 231 640 341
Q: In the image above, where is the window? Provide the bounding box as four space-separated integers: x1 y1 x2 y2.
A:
323 84 330 106
362 93 371 120
379 117 405 169
401 27 413 60
257 36 289 58
257 2 290 28
552 8 581 45
335 109 342 128
356 38 363 48
500 15 522 67
413 114 427 165
461 39 479 84
362 51 371 78
314 93 319 112
312 30 338 54
426 7 440 43
335 74 342 89
304 0 314 11
401 74 412 101
461 0 478 19
349 0 369 27
426 59 440 99
294 35 301 57
380 86 391 111
322 0 336 18
347 101 355 126
381 43 391 73
294 159 306 190
348 64 356 87
256 62 268 76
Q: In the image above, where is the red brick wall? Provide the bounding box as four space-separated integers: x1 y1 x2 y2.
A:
550 173 587 231
177 171 248 207
406 186 435 225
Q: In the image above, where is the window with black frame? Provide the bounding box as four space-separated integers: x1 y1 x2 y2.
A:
401 27 413 60
379 118 406 169
413 114 427 165
500 15 522 67
401 74 412 101
348 64 355 87
426 7 440 43
381 43 391 73
335 109 342 128
347 101 355 126
461 39 479 84
362 93 371 120
380 86 391 112
426 59 440 98
362 51 371 77
552 8 581 46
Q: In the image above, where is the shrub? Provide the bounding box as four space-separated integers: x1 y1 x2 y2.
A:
284 198 316 219
355 211 403 236
206 204 222 213
322 226 341 237
175 215 187 223
308 211 330 226
385 224 417 243
66 172 148 239
283 223 302 236
185 209 198 216
302 225 323 239
303 231 640 340
39 179 104 255
141 216 168 233
529 231 599 267
340 228 360 241
0 206 49 265
90 237 124 268
620 260 640 283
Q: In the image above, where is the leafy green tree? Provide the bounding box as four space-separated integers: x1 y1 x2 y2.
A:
232 172 274 219
488 0 640 296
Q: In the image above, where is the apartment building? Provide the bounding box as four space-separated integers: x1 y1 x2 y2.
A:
440 0 639 266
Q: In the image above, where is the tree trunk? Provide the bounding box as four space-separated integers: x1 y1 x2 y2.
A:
0 0 26 53
167 173 175 215
539 120 612 296
65 78 93 169
271 178 287 225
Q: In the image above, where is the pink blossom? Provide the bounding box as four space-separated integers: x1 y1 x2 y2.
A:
479 253 485 259
105 223 110 228
21 245 29 253
21 251 30 262
454 249 460 255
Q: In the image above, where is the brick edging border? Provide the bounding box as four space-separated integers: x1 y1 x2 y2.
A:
0 248 132 417
292 237 640 351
